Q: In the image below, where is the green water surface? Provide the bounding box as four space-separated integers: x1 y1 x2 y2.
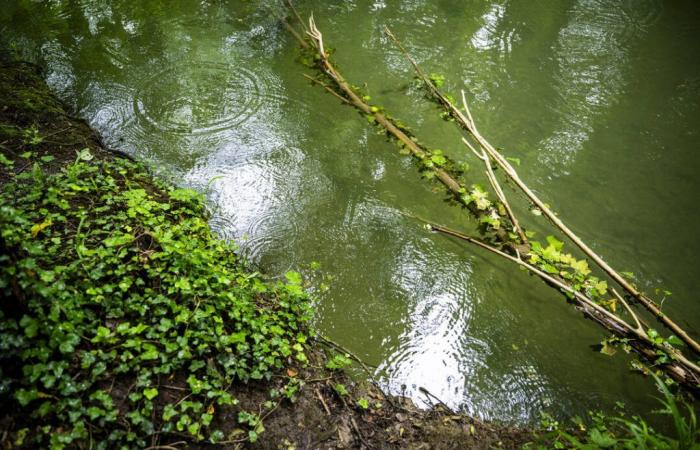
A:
2 0 699 425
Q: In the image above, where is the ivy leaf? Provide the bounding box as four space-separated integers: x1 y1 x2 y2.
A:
169 188 200 203
506 156 521 166
430 154 447 166
542 264 558 274
545 235 564 251
30 219 52 238
541 245 561 263
428 73 445 88
15 389 38 406
470 186 491 210
76 148 93 161
19 316 39 338
163 405 177 421
141 344 159 360
143 388 158 400
570 259 591 276
91 326 112 343
595 280 608 295
103 233 134 247
599 340 617 356
334 384 349 396
59 334 80 353
325 354 352 370
667 335 684 347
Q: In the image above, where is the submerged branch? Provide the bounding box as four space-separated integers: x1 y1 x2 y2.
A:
299 15 514 242
302 74 350 104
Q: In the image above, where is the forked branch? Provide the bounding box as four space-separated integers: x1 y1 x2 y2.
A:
281 9 700 394
462 137 527 243
385 26 700 356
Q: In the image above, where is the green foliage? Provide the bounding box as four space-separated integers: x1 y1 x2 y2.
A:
535 375 699 449
506 156 521 167
0 157 313 448
428 73 445 88
299 43 506 234
460 184 492 212
333 383 349 396
528 237 613 307
21 125 43 146
325 353 352 370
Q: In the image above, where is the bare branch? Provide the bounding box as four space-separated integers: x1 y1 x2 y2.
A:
384 27 700 356
611 288 644 334
302 74 350 104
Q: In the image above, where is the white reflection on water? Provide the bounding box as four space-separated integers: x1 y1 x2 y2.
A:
375 238 557 422
470 3 518 55
377 240 480 412
538 0 660 167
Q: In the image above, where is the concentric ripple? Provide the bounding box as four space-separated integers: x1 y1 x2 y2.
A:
134 61 262 135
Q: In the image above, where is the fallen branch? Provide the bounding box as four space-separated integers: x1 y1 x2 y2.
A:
419 219 700 391
462 137 527 244
281 9 700 394
384 25 700 356
293 14 515 243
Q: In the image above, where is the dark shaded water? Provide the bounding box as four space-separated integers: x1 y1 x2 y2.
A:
2 0 699 424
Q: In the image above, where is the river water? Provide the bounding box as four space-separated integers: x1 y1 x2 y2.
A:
2 0 699 424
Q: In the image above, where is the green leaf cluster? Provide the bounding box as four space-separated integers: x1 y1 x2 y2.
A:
0 157 312 448
533 375 699 449
528 236 611 308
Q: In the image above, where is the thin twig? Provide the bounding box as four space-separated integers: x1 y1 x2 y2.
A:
144 442 187 450
315 389 332 415
418 386 455 414
283 0 309 34
271 7 309 49
460 90 476 129
611 288 644 334
349 416 369 449
314 335 400 409
160 385 188 392
421 219 700 379
302 74 351 104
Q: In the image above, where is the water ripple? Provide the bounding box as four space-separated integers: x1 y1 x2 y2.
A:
134 61 262 136
537 0 661 168
377 238 481 412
